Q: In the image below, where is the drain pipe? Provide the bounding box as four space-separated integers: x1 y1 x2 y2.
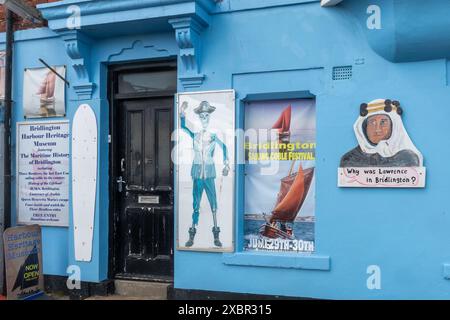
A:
4 8 13 230
1 9 13 296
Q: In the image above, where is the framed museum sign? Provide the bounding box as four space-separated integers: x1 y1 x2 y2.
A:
176 90 235 252
23 66 66 118
16 121 70 227
338 99 426 188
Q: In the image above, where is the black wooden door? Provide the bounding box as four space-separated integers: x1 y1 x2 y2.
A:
116 97 174 277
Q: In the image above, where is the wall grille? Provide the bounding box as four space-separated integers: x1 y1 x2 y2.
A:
332 66 353 80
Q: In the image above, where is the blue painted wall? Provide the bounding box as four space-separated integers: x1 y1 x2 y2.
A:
3 0 450 299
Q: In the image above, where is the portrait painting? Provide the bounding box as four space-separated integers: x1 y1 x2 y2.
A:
340 99 423 167
339 99 425 188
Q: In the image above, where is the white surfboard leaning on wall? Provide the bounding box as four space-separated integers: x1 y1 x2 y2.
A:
72 104 98 262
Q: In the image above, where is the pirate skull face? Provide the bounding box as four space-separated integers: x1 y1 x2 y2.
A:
198 112 211 129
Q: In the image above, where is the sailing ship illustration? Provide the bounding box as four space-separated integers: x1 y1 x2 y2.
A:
259 162 315 240
272 105 292 144
256 104 315 240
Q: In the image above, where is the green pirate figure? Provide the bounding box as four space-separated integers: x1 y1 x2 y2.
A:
180 100 230 247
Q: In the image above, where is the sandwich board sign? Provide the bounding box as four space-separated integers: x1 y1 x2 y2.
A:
3 225 44 300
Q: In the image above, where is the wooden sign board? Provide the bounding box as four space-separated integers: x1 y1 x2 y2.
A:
3 225 44 300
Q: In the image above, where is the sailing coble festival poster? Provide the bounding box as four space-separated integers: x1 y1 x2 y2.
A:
244 99 316 253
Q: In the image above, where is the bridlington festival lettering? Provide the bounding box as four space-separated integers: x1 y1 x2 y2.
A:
17 121 70 227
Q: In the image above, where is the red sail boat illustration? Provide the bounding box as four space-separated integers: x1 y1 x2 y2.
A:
259 163 315 240
272 105 292 143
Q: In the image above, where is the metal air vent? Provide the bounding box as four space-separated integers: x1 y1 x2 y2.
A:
332 66 353 81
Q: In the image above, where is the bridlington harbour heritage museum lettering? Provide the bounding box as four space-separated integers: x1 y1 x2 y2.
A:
244 99 316 253
17 121 70 227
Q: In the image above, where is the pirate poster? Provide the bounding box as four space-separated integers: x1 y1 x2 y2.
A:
3 225 44 300
176 90 235 252
23 66 66 118
244 99 316 253
338 99 426 188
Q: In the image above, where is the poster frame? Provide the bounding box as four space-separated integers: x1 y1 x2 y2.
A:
16 120 70 227
338 98 426 188
175 89 236 253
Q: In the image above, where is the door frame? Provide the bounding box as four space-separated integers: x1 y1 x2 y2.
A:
107 60 177 281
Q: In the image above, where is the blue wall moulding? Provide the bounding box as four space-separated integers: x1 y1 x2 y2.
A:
58 30 95 100
169 17 208 88
38 0 216 31
39 0 216 89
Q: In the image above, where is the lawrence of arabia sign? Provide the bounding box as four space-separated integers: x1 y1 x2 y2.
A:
339 99 426 188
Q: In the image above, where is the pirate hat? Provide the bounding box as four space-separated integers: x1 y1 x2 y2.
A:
194 101 216 114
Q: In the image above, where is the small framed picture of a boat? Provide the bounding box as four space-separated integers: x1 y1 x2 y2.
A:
244 99 316 253
0 51 6 100
23 66 66 118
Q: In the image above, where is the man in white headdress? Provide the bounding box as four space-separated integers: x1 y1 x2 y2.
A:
340 99 423 167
